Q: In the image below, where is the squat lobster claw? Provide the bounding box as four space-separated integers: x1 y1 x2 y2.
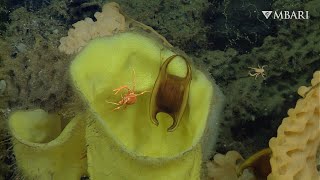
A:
106 69 150 111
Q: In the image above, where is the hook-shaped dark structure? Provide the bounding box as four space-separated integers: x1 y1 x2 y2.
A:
150 54 192 132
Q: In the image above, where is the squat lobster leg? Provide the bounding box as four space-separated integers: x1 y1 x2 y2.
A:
112 104 127 111
135 91 150 96
111 69 138 95
112 86 131 95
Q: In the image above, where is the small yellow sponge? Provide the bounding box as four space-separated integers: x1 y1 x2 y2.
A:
9 109 61 143
8 109 87 180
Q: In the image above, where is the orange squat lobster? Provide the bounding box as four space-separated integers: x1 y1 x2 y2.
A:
106 69 150 111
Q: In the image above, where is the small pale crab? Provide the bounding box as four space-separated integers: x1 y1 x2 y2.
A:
106 69 150 111
248 65 267 79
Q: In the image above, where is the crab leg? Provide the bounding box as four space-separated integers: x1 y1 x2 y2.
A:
113 86 130 94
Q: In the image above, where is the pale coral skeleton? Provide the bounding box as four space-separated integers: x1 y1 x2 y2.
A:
248 65 267 79
106 69 150 111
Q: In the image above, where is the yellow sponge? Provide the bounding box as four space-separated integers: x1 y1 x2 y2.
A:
8 109 87 180
71 31 223 179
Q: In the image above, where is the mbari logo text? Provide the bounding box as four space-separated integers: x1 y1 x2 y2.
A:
262 11 309 20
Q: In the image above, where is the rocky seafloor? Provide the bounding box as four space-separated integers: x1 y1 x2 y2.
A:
0 0 319 179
